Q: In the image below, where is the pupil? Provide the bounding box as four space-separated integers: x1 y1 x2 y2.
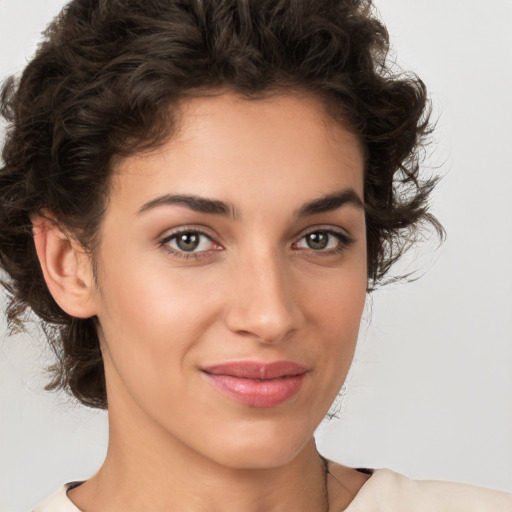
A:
177 233 200 251
307 232 328 250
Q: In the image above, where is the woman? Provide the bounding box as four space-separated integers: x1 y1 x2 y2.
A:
0 0 510 510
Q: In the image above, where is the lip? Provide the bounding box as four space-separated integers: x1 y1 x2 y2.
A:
201 361 309 408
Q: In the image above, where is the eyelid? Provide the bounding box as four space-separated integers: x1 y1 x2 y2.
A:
294 225 354 243
158 226 224 259
292 226 355 252
159 226 213 244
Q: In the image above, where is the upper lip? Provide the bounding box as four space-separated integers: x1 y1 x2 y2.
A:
201 361 309 380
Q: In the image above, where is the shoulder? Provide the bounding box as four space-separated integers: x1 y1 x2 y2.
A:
32 483 83 512
342 467 512 512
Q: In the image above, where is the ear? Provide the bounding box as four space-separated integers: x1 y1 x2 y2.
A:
32 215 97 319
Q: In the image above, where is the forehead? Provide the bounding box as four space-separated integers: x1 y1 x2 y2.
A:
109 92 365 212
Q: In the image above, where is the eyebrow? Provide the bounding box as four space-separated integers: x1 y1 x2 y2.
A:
296 189 364 218
138 194 237 217
138 188 364 218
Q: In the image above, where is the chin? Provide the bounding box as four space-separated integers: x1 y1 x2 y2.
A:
201 420 317 471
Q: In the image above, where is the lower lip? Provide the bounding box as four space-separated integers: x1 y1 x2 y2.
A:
202 372 307 408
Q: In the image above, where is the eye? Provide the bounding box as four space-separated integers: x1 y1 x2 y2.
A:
293 229 352 253
160 229 220 258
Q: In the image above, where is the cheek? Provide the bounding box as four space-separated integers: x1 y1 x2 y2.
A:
95 254 223 393
306 257 367 338
303 259 367 383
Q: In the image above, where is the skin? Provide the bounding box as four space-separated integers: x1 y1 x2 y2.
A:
35 92 369 511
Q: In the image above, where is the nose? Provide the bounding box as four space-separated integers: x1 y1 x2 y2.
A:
224 249 304 344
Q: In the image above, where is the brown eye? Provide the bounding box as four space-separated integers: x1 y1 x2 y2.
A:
175 232 201 252
293 229 353 253
162 230 216 254
304 231 329 250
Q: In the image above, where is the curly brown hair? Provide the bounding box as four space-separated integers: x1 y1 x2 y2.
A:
0 0 441 409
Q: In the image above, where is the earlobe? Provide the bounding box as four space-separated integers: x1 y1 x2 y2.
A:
32 215 97 319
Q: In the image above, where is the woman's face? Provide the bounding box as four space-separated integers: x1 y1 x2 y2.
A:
91 92 367 468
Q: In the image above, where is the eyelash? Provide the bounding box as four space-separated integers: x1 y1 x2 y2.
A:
159 228 219 260
292 229 354 256
159 227 354 260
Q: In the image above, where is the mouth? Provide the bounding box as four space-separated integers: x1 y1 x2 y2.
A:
200 361 309 408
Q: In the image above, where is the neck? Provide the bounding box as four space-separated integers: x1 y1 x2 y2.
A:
69 401 328 512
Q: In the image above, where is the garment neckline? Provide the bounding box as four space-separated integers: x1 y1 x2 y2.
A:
61 467 381 511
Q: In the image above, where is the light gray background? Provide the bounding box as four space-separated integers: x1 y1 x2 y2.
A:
1 0 511 510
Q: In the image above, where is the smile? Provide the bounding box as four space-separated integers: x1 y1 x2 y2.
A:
201 361 309 408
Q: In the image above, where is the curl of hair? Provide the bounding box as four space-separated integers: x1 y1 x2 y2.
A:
0 0 442 409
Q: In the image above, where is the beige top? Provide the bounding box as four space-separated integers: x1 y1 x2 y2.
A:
33 469 512 512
